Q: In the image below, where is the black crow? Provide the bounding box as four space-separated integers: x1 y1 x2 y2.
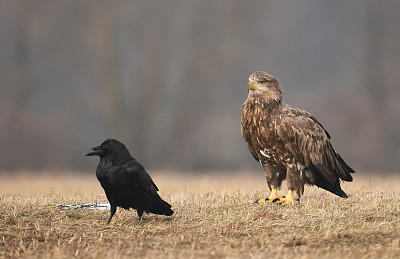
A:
86 139 173 224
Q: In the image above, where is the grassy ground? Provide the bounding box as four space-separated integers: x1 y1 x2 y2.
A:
0 171 399 258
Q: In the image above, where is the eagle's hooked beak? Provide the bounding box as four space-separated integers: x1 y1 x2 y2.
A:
86 145 103 156
248 80 262 90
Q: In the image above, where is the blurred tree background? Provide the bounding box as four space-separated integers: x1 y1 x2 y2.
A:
0 1 399 173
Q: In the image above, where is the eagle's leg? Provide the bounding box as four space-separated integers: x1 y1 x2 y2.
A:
276 169 301 205
255 164 285 204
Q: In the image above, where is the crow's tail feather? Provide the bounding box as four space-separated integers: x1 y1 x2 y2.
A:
150 196 173 216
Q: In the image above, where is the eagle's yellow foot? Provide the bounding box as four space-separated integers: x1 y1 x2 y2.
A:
275 190 300 205
254 188 283 204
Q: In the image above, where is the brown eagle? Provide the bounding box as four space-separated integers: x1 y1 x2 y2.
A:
241 71 355 204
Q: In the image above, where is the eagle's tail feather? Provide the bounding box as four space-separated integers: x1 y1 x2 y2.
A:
326 144 355 182
305 166 349 198
333 187 348 198
334 152 355 182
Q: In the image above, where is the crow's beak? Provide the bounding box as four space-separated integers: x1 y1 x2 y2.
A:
86 145 103 156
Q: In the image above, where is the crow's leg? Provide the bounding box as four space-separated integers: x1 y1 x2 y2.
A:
107 205 117 225
137 209 144 225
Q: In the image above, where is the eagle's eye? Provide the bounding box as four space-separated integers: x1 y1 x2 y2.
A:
258 79 268 84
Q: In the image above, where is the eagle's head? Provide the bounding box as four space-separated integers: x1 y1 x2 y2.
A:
247 71 282 104
248 71 280 91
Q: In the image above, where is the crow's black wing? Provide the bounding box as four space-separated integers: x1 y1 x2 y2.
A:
98 158 172 215
122 159 173 216
122 159 159 195
99 160 156 210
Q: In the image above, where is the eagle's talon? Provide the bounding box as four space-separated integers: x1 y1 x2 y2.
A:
254 197 281 204
272 198 280 203
278 199 300 205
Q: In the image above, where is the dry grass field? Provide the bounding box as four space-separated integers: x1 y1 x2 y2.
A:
1 171 400 258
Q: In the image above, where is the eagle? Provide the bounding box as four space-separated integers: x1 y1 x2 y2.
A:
241 71 355 204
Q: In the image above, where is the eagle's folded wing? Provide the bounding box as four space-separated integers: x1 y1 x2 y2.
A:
276 106 353 182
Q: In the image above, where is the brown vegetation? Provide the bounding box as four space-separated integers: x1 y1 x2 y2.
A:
1 172 399 258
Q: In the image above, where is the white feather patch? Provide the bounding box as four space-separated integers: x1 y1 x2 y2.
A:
297 162 305 170
260 150 271 158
